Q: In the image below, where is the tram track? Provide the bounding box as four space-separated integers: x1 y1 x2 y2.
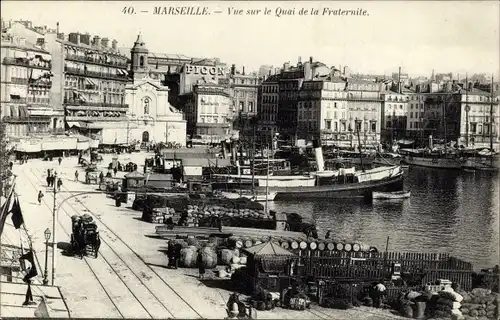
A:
29 167 204 319
26 168 177 319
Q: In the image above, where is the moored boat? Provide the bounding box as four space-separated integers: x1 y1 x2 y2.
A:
399 148 464 169
373 190 411 200
219 190 278 202
461 149 500 172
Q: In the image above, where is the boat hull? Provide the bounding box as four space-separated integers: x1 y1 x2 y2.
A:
401 155 463 169
462 158 500 171
253 173 404 200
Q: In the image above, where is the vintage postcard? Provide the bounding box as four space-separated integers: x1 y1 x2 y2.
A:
0 1 499 319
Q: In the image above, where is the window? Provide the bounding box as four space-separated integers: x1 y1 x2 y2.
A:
248 102 254 112
325 120 332 130
341 122 346 131
410 122 413 129
139 56 144 67
410 112 413 118
143 97 150 114
334 122 338 131
364 122 368 131
239 101 244 111
334 102 337 108
371 122 376 132
478 124 482 134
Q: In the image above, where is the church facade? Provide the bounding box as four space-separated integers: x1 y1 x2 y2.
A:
124 34 186 146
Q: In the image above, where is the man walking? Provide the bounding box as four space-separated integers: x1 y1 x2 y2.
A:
58 157 62 165
57 178 63 191
37 191 44 205
75 170 79 182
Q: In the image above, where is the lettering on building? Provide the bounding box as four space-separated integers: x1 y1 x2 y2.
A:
185 65 226 76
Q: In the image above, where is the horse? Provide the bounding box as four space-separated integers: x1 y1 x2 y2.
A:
83 230 101 258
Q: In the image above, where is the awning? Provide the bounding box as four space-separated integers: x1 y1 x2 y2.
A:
79 94 87 102
67 122 81 128
86 78 96 86
9 105 17 117
10 94 21 100
19 106 28 118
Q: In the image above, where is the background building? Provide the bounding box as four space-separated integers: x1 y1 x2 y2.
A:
1 33 54 137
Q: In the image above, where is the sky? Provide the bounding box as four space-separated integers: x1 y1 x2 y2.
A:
1 1 499 79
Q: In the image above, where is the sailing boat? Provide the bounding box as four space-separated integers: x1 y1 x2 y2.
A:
462 76 500 171
400 89 464 169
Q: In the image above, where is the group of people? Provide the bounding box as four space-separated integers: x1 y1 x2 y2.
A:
166 241 181 269
46 169 63 191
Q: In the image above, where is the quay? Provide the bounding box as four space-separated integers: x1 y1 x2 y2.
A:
1 152 409 319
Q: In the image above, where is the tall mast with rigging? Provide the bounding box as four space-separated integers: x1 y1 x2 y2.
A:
490 75 494 152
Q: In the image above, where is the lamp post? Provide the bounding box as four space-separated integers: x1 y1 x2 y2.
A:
43 228 51 285
51 172 57 285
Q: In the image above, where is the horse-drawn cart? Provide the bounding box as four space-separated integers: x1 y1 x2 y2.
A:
70 214 101 258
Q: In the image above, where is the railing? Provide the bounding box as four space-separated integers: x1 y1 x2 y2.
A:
10 77 28 85
65 54 128 68
4 98 27 104
29 81 52 87
64 67 128 81
63 99 128 108
3 57 51 70
65 116 126 121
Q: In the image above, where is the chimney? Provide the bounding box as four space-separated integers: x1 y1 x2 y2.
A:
242 66 245 75
80 33 90 45
56 22 59 34
69 32 80 45
298 56 302 65
112 39 117 50
309 56 313 63
343 66 347 76
101 37 109 48
57 33 65 40
468 82 472 91
231 64 236 75
283 62 290 71
398 66 402 93
93 35 100 46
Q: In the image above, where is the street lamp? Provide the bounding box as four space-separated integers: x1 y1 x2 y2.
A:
43 228 51 285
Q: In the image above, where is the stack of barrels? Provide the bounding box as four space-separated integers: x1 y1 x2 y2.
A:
227 236 372 253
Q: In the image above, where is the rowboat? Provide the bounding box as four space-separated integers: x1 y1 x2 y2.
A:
219 190 277 202
373 191 411 200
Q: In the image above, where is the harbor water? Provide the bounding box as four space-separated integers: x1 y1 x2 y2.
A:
267 167 499 270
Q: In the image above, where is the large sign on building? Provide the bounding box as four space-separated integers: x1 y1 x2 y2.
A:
185 64 226 76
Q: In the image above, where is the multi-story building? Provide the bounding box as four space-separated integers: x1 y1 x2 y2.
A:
298 76 382 147
43 32 130 144
405 92 426 142
258 74 280 135
422 82 500 150
380 88 409 142
1 33 55 137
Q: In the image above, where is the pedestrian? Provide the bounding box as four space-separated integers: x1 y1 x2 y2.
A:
22 278 34 306
57 178 63 191
113 167 118 177
173 243 181 269
9 161 13 170
75 170 79 181
58 157 62 165
197 252 205 280
37 191 44 205
47 169 51 178
99 171 104 183
46 175 51 187
167 241 175 268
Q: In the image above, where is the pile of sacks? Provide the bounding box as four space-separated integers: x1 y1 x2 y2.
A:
459 288 499 320
431 288 464 319
215 248 248 278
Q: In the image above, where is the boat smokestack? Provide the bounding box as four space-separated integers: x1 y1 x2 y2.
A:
429 135 433 149
313 139 325 172
221 140 228 159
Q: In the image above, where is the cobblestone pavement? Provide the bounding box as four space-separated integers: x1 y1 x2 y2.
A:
10 153 403 319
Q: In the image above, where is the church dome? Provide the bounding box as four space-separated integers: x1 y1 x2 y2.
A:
131 33 148 53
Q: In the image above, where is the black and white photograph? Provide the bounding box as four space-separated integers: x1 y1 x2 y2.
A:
0 1 499 319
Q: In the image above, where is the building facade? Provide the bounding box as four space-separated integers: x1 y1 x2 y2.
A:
1 33 55 137
258 74 280 135
298 77 382 147
380 91 409 142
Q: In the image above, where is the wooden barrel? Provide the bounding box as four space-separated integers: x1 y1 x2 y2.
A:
352 243 361 252
344 243 352 252
356 241 371 252
280 241 290 249
290 241 299 250
244 238 253 248
335 243 344 251
327 242 335 251
318 242 326 251
309 241 317 250
299 241 307 250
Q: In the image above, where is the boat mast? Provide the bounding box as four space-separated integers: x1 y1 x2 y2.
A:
356 119 365 172
251 122 256 194
465 74 469 147
443 94 448 155
264 130 271 214
490 75 494 152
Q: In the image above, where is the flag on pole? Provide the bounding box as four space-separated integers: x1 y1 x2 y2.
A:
10 196 24 229
0 183 15 236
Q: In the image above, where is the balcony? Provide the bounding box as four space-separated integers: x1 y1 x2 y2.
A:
4 98 27 104
63 99 129 109
65 54 128 68
64 67 129 81
3 57 51 70
65 116 126 121
10 77 28 85
29 80 52 88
